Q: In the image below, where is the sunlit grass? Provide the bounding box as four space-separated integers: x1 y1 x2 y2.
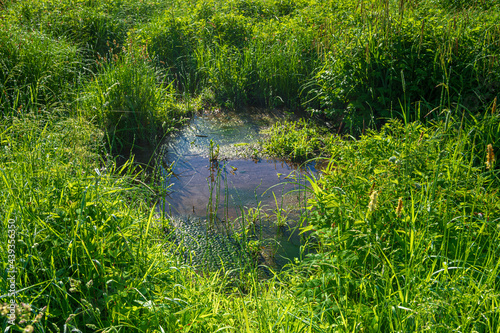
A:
0 0 499 331
300 110 500 331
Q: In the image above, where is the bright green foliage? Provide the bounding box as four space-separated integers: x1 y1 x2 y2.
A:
263 119 327 162
0 114 323 333
136 15 200 92
4 0 499 117
132 0 321 108
430 0 500 10
306 2 500 129
301 113 500 331
0 24 80 113
1 0 500 331
1 0 170 58
78 53 181 153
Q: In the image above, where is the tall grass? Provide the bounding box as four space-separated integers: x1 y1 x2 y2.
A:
4 0 499 115
0 114 325 332
0 23 80 114
132 0 323 108
299 108 500 331
1 0 499 331
304 2 499 127
77 49 183 154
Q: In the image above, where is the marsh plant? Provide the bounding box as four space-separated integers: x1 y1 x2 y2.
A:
0 23 80 114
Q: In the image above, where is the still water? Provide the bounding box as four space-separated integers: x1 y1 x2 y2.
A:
160 109 315 268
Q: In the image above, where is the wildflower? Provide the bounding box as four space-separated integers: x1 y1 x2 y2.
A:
24 325 34 333
368 190 378 212
486 144 496 170
396 197 403 217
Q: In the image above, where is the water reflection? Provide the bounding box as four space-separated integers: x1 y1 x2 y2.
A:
160 109 315 268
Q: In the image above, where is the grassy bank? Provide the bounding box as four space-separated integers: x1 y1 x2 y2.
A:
3 0 499 117
1 0 499 331
296 112 500 331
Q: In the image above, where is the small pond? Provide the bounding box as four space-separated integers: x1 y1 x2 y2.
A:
159 108 317 269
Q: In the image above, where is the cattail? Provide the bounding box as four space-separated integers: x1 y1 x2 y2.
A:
396 197 403 217
492 97 497 115
486 144 496 170
368 190 378 212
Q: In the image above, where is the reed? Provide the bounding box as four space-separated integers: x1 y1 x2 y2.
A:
76 51 182 153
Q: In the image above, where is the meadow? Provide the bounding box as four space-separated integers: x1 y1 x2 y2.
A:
1 0 499 331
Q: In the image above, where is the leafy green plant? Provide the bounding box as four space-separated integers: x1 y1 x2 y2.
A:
2 0 170 62
432 0 500 10
135 15 201 93
263 118 328 162
2 0 500 331
305 1 500 131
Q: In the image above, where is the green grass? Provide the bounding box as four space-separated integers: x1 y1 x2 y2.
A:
3 0 499 114
1 0 499 331
263 118 327 162
0 22 80 113
298 111 500 331
0 113 320 332
76 50 183 153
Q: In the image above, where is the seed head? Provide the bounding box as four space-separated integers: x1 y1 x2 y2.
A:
21 303 31 312
396 197 403 217
417 131 424 144
486 144 496 170
368 190 378 212
492 97 497 115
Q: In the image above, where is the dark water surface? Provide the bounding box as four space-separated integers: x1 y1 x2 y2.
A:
160 109 315 267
